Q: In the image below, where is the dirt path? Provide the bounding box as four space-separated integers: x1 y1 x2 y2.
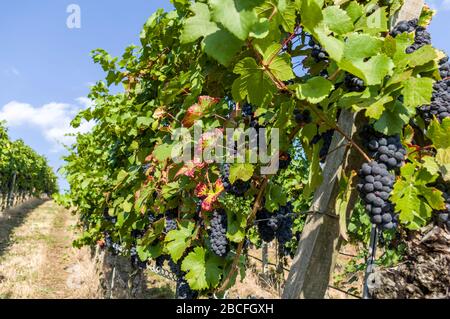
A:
0 200 100 298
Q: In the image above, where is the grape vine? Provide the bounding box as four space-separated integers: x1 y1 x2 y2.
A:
57 0 450 298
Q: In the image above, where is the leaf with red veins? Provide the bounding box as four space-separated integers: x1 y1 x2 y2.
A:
197 179 225 212
181 96 221 128
214 178 225 193
175 160 207 179
195 182 208 198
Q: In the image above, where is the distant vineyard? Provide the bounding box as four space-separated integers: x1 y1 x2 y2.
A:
0 122 58 209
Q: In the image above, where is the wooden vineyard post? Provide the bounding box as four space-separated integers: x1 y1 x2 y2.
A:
283 0 424 299
6 171 17 209
282 109 361 299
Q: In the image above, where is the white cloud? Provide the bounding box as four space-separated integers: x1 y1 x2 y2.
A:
0 98 94 151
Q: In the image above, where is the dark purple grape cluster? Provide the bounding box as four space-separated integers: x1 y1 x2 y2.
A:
309 38 328 62
165 210 178 233
390 19 418 36
176 279 198 299
344 74 365 92
390 19 431 54
274 204 294 248
439 56 450 79
419 56 450 123
312 130 334 162
293 109 312 126
220 163 250 197
279 152 291 170
360 126 406 170
256 209 276 242
168 258 183 277
434 183 450 229
256 204 294 244
357 161 398 230
419 79 450 122
242 103 253 117
209 210 228 257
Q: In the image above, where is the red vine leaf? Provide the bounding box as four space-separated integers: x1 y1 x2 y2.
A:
181 96 220 128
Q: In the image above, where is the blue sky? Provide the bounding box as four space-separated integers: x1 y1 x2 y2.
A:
0 1 448 191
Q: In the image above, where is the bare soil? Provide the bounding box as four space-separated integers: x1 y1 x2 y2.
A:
0 200 99 298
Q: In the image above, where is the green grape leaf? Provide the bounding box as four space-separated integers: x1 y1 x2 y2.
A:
303 143 323 198
298 0 323 32
209 0 260 41
399 45 437 68
391 164 441 230
229 163 254 184
427 118 450 150
365 95 393 119
373 101 410 135
153 143 174 162
392 179 431 229
339 33 393 85
322 6 353 35
232 57 276 107
417 185 445 210
315 29 345 62
345 2 364 23
402 77 434 111
295 76 334 103
249 18 270 39
269 0 297 33
205 254 223 289
435 149 450 182
203 29 243 66
422 156 440 176
265 183 287 212
165 221 195 262
181 247 208 290
262 44 295 81
181 3 219 43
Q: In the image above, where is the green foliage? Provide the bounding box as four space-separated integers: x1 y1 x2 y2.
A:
57 0 450 296
0 122 58 198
